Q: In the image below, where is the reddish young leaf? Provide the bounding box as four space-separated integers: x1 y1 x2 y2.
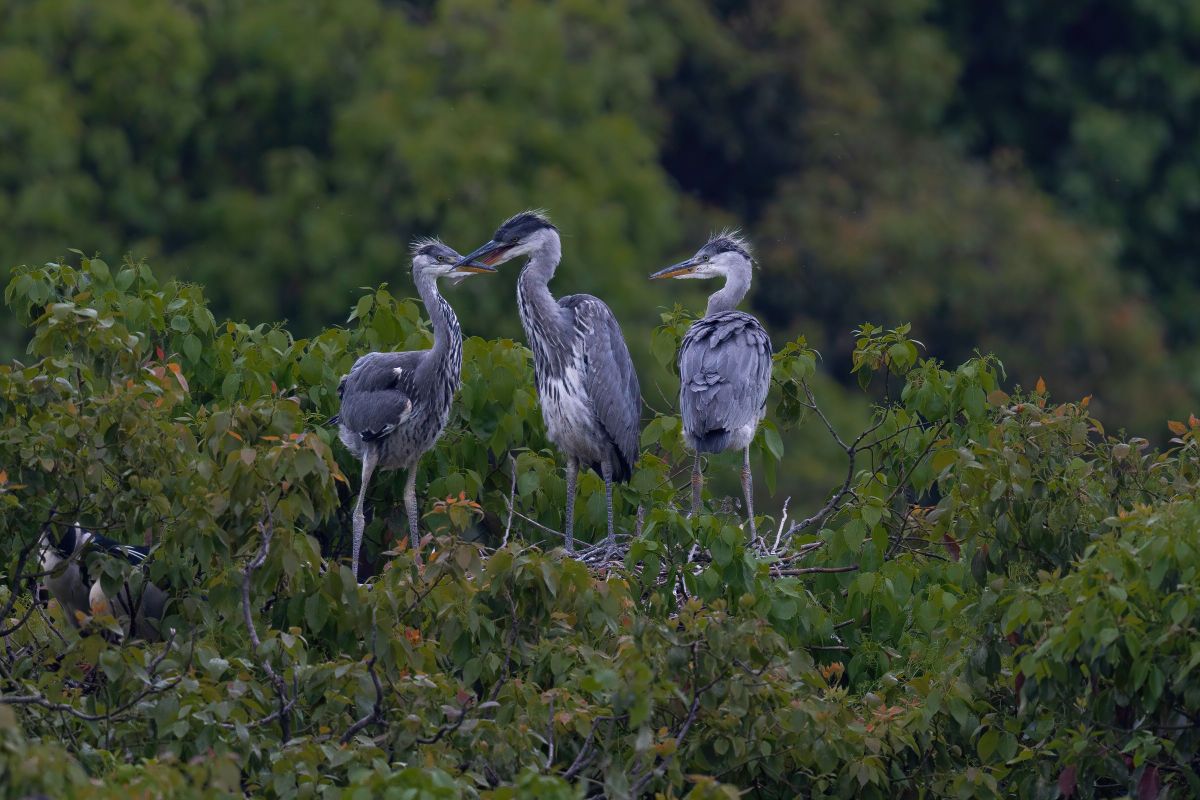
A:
1058 765 1077 798
1035 376 1047 394
942 532 961 561
1167 420 1188 436
1138 765 1160 800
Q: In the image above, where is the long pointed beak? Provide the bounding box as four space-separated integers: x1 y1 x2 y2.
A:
454 240 512 268
649 258 699 280
450 260 497 275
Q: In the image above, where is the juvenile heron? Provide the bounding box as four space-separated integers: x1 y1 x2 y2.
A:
331 240 494 580
456 211 641 555
39 524 166 641
650 232 772 537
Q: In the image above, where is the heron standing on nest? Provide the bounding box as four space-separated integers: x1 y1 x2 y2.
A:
331 240 495 580
456 211 641 557
650 232 772 537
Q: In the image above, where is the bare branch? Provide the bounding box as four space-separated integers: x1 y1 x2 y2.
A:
545 695 556 769
779 381 888 541
774 563 859 576
502 454 518 549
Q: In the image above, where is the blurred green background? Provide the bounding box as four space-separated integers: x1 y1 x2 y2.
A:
2 0 1198 503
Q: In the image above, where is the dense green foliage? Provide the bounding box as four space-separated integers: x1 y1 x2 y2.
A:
3 255 1199 798
935 0 1200 342
1 0 1195 443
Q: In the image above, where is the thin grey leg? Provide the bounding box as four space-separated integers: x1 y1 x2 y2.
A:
404 465 420 554
352 448 379 582
602 459 615 558
564 457 578 554
742 446 756 539
690 451 702 519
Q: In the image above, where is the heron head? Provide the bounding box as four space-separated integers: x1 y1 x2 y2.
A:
650 231 753 281
454 210 558 268
39 523 92 571
410 238 496 285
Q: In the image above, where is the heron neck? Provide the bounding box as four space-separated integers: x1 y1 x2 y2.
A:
415 271 462 375
517 235 566 334
705 267 751 317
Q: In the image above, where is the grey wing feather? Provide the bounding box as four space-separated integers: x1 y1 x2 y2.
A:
336 351 423 440
563 295 642 480
679 311 772 452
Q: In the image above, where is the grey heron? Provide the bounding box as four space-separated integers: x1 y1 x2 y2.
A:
456 211 641 556
331 239 495 580
39 524 166 641
650 232 772 537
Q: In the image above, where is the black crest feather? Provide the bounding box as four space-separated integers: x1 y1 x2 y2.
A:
493 209 556 243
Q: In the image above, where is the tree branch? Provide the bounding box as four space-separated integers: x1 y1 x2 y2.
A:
242 500 292 741
0 630 189 721
340 654 385 744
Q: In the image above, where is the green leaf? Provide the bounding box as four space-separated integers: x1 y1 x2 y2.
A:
182 333 202 363
977 729 1000 762
762 425 784 461
89 258 111 282
964 385 986 419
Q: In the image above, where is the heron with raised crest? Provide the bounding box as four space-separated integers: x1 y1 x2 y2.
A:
650 232 772 537
331 240 494 580
456 211 641 556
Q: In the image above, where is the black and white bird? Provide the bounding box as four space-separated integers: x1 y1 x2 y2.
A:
456 211 641 556
650 232 772 537
39 524 166 641
331 239 495 580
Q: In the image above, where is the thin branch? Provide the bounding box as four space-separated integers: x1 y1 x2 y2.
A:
774 563 859 576
781 381 887 540
0 509 56 630
0 630 190 721
545 695 556 769
340 655 385 744
508 507 567 540
0 597 39 637
242 500 292 741
502 454 518 549
563 720 601 780
885 421 948 507
414 697 474 745
630 643 716 794
217 696 299 731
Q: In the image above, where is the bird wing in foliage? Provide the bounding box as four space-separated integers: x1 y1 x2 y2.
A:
562 295 642 480
679 311 772 449
336 351 423 441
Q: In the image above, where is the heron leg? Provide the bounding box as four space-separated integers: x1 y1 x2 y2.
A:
564 457 578 555
742 446 757 539
403 465 420 555
601 459 615 559
352 448 379 582
690 451 702 519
